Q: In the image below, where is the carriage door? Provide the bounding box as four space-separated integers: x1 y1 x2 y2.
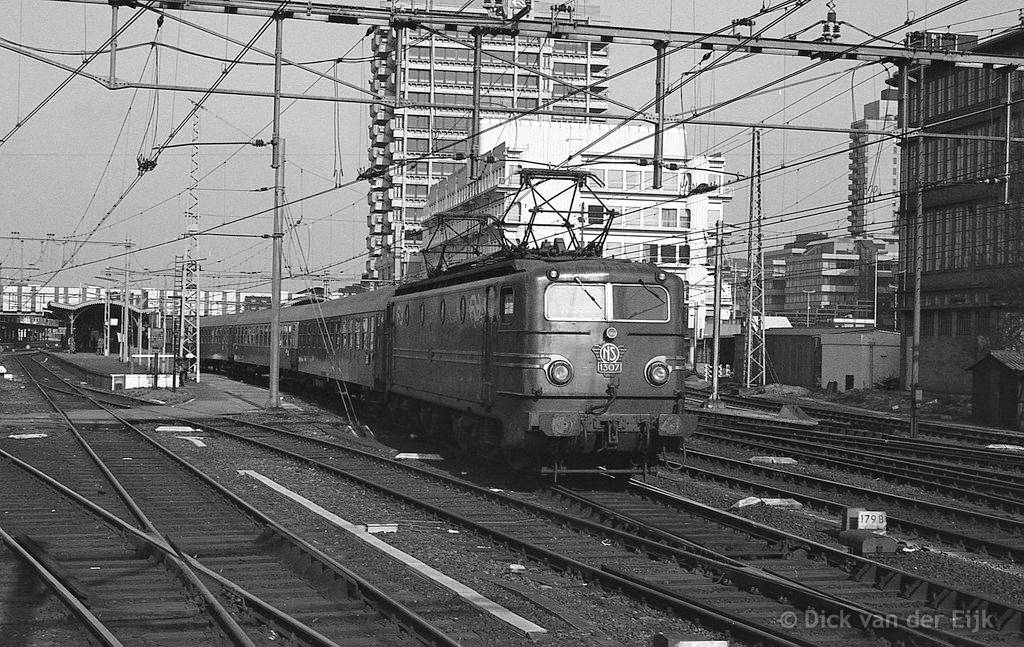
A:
288 324 299 372
481 286 497 405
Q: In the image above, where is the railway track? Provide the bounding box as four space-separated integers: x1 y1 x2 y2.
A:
0 448 251 646
664 450 1024 562
550 478 1022 646
692 404 1024 470
692 424 1024 514
13 354 141 412
691 389 1024 447
155 413 1010 646
4 353 465 647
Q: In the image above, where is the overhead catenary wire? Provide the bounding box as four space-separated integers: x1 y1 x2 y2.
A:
14 0 1007 288
43 4 289 287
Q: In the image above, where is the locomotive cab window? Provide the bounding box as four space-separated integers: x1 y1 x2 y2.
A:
500 287 515 323
545 282 670 322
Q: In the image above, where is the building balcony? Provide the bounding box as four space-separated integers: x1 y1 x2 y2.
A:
370 104 394 124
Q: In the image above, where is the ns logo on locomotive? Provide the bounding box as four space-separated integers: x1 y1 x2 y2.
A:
200 256 698 472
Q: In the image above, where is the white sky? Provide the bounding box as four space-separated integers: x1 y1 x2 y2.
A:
0 0 1016 290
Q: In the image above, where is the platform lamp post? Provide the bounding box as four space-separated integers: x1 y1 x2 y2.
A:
802 289 816 327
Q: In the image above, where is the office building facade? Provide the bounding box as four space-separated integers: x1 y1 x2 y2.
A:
897 29 1024 394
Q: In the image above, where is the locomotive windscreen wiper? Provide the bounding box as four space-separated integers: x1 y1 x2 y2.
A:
574 277 603 311
638 278 665 304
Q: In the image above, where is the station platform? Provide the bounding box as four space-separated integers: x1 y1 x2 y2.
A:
43 351 296 421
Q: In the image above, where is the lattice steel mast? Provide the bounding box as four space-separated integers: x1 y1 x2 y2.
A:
743 128 766 388
178 110 201 384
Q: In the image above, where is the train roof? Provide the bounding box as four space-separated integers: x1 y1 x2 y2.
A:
200 287 394 327
395 256 679 296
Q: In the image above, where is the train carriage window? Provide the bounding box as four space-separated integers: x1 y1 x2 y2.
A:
419 302 426 326
500 287 515 323
459 296 467 322
404 304 410 326
439 299 446 323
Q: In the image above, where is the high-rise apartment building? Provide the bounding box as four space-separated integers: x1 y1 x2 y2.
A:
366 1 609 282
848 97 900 238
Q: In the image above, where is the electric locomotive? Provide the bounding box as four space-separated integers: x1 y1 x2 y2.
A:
200 255 696 470
388 256 694 468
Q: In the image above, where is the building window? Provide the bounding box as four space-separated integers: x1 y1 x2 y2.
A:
642 208 659 227
921 311 935 337
680 209 692 228
936 310 952 336
407 138 430 153
606 170 624 190
645 244 658 263
660 245 677 264
516 96 538 110
661 208 677 228
679 244 691 264
955 310 971 336
625 170 641 191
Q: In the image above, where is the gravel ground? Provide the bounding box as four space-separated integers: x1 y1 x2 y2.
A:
646 471 1024 615
61 368 1020 644
229 392 1024 622
146 426 728 647
0 357 51 416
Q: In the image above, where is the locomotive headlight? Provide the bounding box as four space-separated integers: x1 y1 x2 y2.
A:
546 359 574 386
546 268 560 281
645 361 671 386
655 271 668 283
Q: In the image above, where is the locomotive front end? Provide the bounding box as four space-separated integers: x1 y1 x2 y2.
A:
509 260 697 461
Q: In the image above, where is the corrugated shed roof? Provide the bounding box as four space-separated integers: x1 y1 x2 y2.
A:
967 350 1024 373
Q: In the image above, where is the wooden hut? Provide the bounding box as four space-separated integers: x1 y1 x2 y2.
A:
967 350 1024 430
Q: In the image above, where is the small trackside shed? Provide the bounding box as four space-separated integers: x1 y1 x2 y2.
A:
736 328 900 392
967 350 1024 430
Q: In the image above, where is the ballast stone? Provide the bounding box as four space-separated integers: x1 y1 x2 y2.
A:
731 497 803 510
652 633 729 647
749 456 798 465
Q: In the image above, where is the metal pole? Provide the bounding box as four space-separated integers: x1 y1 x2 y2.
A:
103 288 110 356
469 29 483 179
109 4 118 83
137 303 143 370
1005 68 1012 205
121 242 129 364
268 16 284 408
710 220 724 403
653 41 667 189
873 251 878 327
910 63 924 439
